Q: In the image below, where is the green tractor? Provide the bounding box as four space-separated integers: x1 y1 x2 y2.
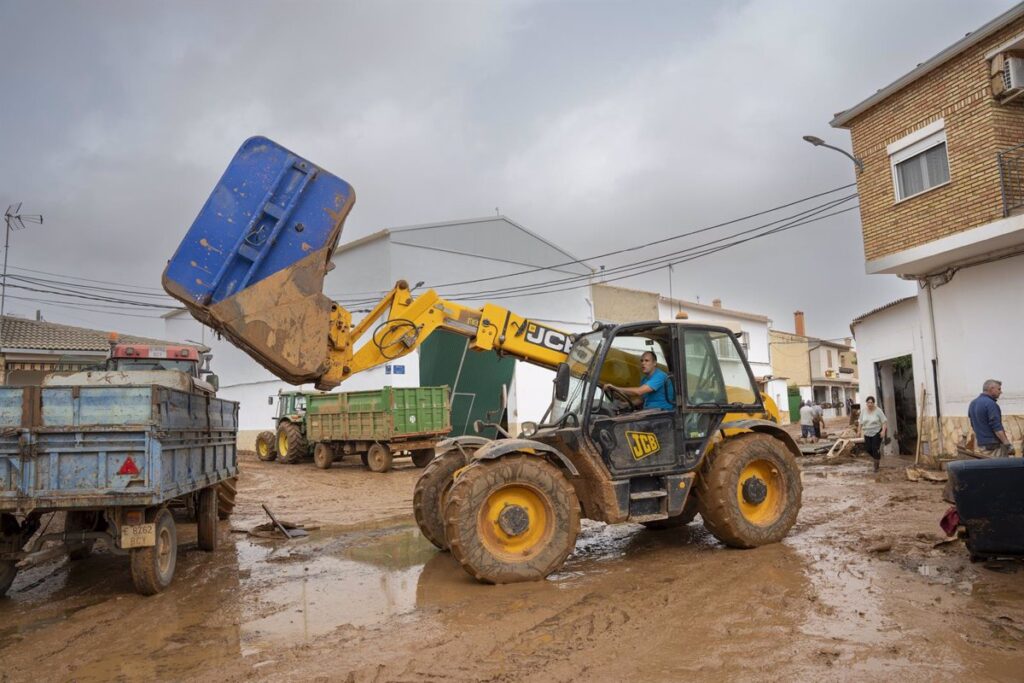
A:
255 391 312 464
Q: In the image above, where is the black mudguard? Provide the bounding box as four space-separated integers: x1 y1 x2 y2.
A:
473 438 580 476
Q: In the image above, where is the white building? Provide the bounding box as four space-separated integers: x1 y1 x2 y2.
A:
166 215 594 445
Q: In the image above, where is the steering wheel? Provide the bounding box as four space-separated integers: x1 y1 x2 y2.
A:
603 384 634 412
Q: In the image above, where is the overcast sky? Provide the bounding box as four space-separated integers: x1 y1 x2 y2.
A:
0 0 1017 342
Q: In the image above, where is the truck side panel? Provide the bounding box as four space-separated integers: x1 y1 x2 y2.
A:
306 386 451 443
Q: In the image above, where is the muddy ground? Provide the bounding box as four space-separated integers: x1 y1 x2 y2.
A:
2 427 1023 682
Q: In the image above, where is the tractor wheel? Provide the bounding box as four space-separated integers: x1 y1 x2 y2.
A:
256 431 277 462
277 422 306 464
413 448 471 550
366 443 393 473
641 495 699 531
65 510 102 560
444 455 580 584
695 433 802 548
217 477 238 520
313 443 334 470
411 448 435 468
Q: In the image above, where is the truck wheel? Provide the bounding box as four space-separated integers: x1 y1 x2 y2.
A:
696 433 802 548
313 443 333 470
130 507 177 596
196 487 219 552
413 448 470 550
217 477 237 520
256 431 277 462
641 495 699 530
444 455 580 584
0 560 16 597
411 449 435 468
277 422 306 464
65 510 101 560
366 443 393 473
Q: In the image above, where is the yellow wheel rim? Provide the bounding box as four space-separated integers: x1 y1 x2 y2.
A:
478 485 552 558
278 430 288 457
737 459 784 526
257 439 268 457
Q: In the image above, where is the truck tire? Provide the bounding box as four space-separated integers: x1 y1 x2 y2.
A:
696 433 802 548
277 422 306 464
366 443 393 473
444 455 580 584
65 510 101 560
413 448 470 550
256 431 277 462
641 495 699 531
197 487 219 552
411 448 435 468
0 560 15 597
313 443 333 470
217 477 237 520
130 507 177 596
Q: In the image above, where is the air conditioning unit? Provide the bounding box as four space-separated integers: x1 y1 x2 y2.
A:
991 52 1024 103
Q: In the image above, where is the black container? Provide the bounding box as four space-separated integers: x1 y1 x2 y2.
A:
947 458 1024 560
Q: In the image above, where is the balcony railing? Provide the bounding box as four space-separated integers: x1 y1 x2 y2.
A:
998 141 1024 216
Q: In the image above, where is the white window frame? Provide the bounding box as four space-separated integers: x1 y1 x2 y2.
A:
887 119 950 203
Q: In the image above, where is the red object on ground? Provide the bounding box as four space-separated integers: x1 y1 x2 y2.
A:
117 457 140 476
939 506 960 536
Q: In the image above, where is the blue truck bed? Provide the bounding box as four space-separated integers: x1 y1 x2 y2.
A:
0 384 238 511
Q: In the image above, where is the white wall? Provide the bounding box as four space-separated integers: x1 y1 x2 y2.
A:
851 298 923 409
658 302 772 377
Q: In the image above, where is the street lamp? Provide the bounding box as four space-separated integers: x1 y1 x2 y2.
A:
802 135 864 173
1 203 43 380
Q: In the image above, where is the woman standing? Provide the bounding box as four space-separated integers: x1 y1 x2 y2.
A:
858 396 888 472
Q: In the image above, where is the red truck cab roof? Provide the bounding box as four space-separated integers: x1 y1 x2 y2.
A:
111 344 200 362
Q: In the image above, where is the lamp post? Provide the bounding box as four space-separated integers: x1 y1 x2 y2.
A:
802 135 864 173
1 203 44 382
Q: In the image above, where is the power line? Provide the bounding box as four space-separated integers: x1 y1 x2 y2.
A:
8 264 167 293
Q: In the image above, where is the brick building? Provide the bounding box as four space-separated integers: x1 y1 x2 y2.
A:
831 4 1024 458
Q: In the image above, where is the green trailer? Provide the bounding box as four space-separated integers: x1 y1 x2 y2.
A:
260 386 452 473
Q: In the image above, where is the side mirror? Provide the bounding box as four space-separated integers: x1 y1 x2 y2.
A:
554 363 570 402
207 374 220 392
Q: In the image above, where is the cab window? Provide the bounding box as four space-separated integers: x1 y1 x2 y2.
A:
683 330 758 407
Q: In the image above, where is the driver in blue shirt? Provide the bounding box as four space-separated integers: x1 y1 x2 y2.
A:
604 351 675 411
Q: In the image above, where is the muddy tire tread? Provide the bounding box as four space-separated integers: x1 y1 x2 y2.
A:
695 432 802 549
277 422 306 464
217 477 237 520
313 443 333 470
411 448 435 468
197 486 219 552
444 455 580 584
256 431 277 462
130 507 177 596
413 448 470 550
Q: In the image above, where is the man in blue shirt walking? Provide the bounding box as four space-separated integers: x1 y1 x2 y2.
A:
968 379 1015 457
604 351 675 411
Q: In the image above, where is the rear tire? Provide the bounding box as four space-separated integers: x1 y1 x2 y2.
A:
366 443 393 473
197 487 219 552
65 510 101 560
313 443 333 470
413 448 470 550
256 431 277 462
130 507 177 596
217 477 237 520
696 433 802 548
444 455 580 584
277 422 306 464
411 449 435 468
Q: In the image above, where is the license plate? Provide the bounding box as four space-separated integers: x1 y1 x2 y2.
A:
121 523 156 548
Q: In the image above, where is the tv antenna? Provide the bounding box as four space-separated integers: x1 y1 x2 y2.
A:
2 203 44 373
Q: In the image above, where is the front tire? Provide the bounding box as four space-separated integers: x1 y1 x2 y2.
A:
366 443 393 473
277 422 306 464
413 448 470 550
130 507 177 596
696 433 802 548
444 455 579 584
256 431 277 462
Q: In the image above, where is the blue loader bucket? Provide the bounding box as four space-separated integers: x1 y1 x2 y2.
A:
162 136 355 383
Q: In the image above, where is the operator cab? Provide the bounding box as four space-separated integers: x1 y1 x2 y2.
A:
545 321 763 477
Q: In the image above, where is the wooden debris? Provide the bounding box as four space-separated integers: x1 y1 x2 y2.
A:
905 467 948 483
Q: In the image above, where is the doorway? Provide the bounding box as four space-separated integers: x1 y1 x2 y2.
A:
874 355 917 455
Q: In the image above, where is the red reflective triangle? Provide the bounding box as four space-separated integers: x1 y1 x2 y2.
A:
118 457 140 476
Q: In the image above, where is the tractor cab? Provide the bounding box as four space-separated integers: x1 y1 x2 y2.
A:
271 391 308 423
539 321 764 478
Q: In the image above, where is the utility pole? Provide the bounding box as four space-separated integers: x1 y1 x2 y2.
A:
1 203 44 382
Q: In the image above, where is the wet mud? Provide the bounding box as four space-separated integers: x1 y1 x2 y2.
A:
1 451 1023 682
